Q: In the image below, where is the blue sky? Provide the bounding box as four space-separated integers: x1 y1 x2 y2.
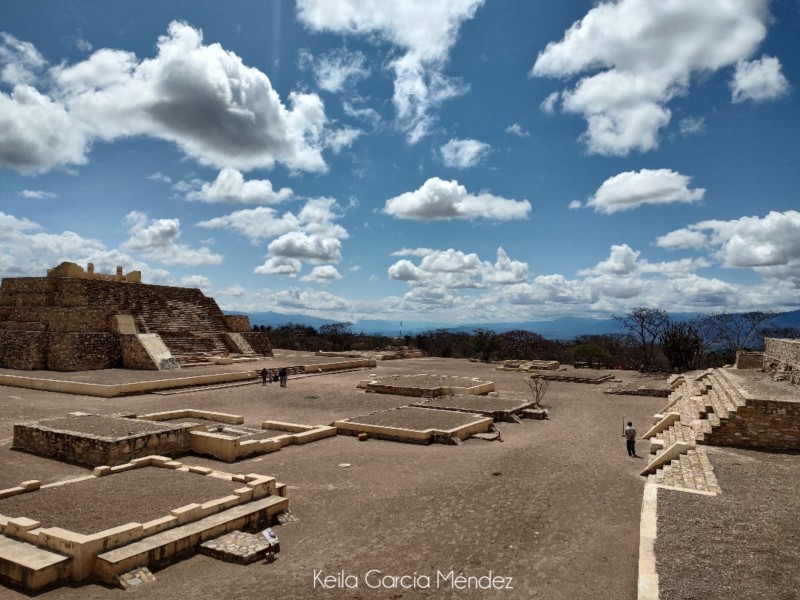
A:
1 0 798 325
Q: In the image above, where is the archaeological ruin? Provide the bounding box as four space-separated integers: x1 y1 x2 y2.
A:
0 262 272 372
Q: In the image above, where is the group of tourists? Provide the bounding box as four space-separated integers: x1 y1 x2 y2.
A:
260 367 288 387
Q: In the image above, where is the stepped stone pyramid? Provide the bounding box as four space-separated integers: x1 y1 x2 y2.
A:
0 262 272 371
640 366 800 493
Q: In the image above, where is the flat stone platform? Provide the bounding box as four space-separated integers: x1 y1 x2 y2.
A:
363 374 494 398
0 467 240 535
0 457 287 591
335 406 492 444
0 356 376 398
412 394 536 422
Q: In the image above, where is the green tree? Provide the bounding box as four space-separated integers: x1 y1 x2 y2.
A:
571 343 610 368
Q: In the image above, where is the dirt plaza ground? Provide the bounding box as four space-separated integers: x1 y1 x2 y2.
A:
0 354 671 599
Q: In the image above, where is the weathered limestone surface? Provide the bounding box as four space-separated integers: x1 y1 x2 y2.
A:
763 338 800 384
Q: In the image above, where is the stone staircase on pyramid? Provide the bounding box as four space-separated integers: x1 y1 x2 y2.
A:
639 368 749 494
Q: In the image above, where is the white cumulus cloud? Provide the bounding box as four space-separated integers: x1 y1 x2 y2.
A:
300 265 343 283
384 177 531 221
182 168 293 204
532 0 772 155
0 22 333 174
585 169 705 214
730 55 790 103
122 211 222 266
657 211 800 285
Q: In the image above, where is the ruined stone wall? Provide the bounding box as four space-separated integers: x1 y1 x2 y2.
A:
12 424 193 467
47 333 122 371
704 399 800 450
763 338 800 384
735 351 764 370
239 332 273 356
0 330 49 370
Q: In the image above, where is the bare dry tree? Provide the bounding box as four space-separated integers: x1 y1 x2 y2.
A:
525 375 549 408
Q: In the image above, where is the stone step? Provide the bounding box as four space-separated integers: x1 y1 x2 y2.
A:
0 534 72 591
95 494 288 583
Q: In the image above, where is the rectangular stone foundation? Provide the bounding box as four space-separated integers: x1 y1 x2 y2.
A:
0 458 287 591
336 407 493 445
362 374 495 398
12 415 195 467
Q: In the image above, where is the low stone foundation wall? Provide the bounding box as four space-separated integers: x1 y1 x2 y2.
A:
704 399 800 451
763 338 800 384
13 420 195 467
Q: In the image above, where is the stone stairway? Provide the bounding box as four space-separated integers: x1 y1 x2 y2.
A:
645 447 721 494
640 368 748 493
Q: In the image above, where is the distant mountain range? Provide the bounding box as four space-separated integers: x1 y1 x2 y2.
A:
238 309 800 340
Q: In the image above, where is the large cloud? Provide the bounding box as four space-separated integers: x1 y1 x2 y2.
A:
656 210 800 285
531 0 772 155
199 196 349 278
388 247 527 290
0 85 90 174
1 22 331 174
296 0 484 142
384 177 531 221
583 169 705 213
197 207 301 243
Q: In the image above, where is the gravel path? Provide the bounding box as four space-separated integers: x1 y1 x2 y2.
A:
0 467 240 534
657 446 800 600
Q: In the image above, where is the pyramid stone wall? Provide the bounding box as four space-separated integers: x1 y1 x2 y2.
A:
0 266 271 371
